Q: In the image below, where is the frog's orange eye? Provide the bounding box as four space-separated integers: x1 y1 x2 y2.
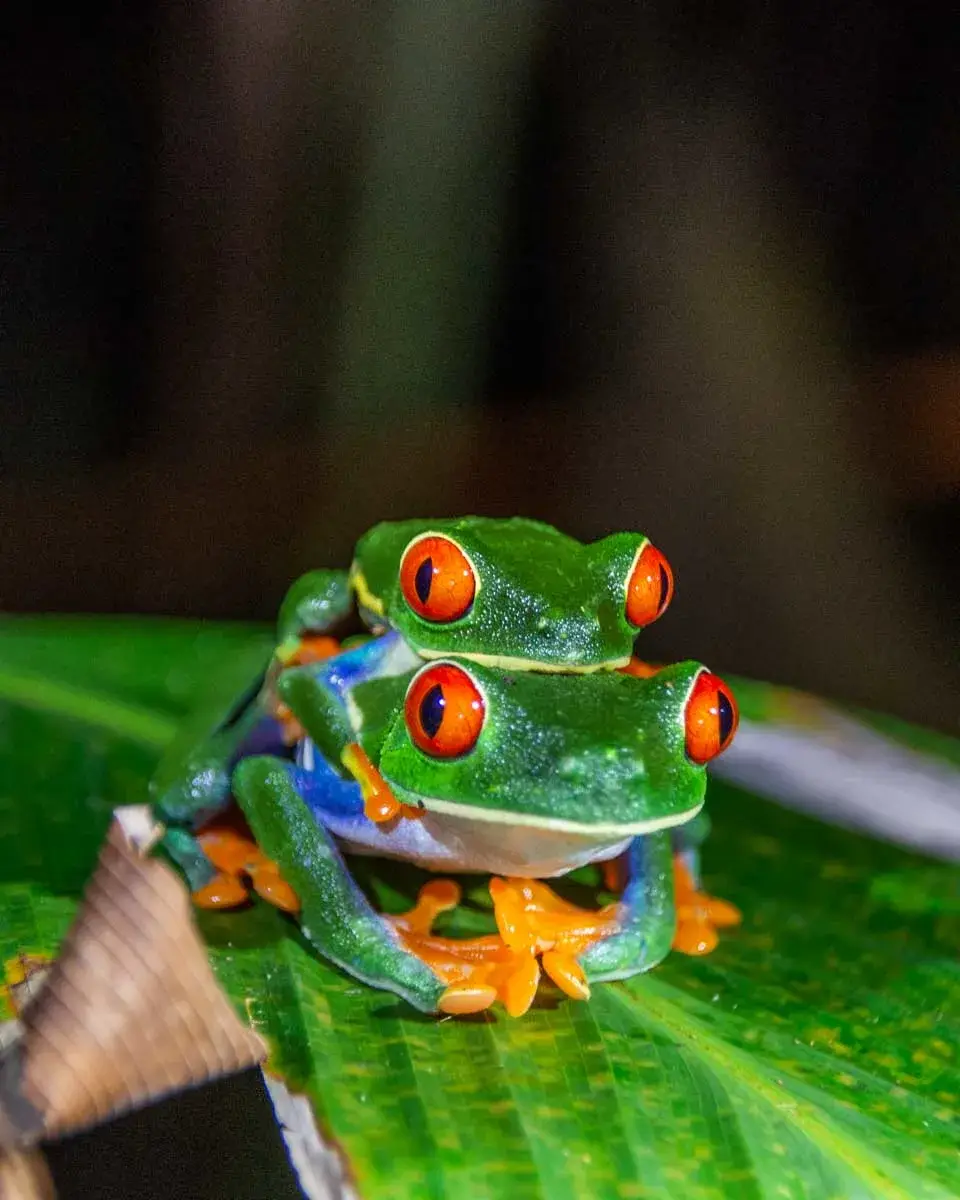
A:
405 663 485 758
625 542 674 628
399 535 476 622
685 671 738 764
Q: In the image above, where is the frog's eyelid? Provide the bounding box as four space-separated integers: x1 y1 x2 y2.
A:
404 658 487 702
621 538 651 598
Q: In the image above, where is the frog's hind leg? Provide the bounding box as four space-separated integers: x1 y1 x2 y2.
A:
232 755 446 1013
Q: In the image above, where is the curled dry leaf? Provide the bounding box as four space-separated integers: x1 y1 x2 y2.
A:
0 809 265 1149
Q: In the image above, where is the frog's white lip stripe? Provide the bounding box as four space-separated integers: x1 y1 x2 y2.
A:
403 795 704 836
417 648 631 674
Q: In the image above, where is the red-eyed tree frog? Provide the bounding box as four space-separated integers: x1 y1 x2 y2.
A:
151 518 738 1016
278 516 675 670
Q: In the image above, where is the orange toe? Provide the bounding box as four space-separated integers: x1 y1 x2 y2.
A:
703 897 742 928
274 703 306 746
341 743 404 823
502 955 541 1018
600 855 627 894
672 919 719 956
286 635 341 667
192 873 251 909
617 657 662 679
439 984 498 1014
250 863 301 914
542 950 591 1000
672 855 741 955
390 879 462 936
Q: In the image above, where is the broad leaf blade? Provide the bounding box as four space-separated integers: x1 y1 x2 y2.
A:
1 620 957 1199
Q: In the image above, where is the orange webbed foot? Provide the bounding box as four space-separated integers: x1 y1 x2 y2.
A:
486 877 620 1009
195 821 301 914
386 881 534 1016
490 877 619 958
671 856 741 956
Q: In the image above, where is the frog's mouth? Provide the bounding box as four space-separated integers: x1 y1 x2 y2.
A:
416 648 631 674
328 788 703 877
396 793 703 837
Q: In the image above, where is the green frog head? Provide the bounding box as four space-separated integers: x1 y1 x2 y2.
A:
352 658 736 840
349 516 675 671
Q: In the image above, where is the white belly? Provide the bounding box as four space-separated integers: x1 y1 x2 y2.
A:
333 806 632 878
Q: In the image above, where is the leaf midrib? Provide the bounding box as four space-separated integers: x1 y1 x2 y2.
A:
612 979 952 1200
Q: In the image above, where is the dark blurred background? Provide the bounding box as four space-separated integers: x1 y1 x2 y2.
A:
1 0 958 729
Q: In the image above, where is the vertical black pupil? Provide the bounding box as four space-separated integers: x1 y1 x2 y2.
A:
415 557 434 604
419 684 445 738
657 564 669 613
717 690 734 747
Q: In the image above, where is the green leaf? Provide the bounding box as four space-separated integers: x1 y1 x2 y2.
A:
1 619 958 1199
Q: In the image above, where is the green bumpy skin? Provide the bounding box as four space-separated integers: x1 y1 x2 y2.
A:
350 516 655 669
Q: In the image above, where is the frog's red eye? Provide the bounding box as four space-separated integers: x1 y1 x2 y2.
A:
400 535 476 622
685 671 738 764
625 542 674 628
405 663 485 758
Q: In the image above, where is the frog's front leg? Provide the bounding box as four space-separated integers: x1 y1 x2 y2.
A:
599 820 741 958
580 832 675 982
232 754 446 1013
275 629 419 762
485 835 674 1012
